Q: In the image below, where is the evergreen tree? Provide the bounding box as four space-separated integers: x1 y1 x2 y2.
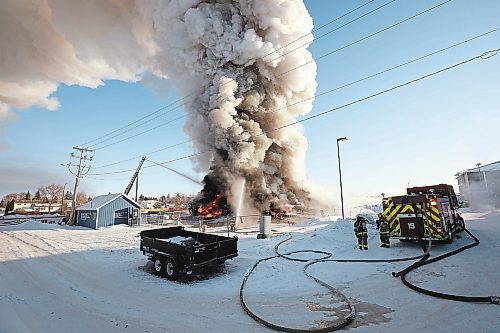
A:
34 190 41 200
25 191 32 200
6 199 15 214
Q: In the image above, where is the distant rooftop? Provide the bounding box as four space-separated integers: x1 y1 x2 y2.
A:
457 160 500 174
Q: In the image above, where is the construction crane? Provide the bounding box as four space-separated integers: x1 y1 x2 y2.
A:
124 157 146 199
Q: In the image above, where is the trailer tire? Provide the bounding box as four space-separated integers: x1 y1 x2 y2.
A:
153 256 165 276
164 258 179 280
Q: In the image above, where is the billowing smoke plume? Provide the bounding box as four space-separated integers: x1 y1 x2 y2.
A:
0 0 317 212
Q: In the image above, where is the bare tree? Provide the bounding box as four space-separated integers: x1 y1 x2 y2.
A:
2 193 19 203
75 192 88 206
39 184 64 213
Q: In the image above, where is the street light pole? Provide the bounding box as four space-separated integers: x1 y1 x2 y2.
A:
337 137 348 219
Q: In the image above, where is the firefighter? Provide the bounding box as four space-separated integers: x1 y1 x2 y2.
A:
230 215 237 231
378 213 390 248
354 215 368 250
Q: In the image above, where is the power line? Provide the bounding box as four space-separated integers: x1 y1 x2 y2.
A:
278 26 500 114
87 0 452 151
92 140 190 169
85 47 500 177
261 0 379 61
81 0 399 149
146 158 202 185
252 0 400 74
91 114 185 150
268 48 500 133
87 152 208 176
86 27 500 170
281 0 454 76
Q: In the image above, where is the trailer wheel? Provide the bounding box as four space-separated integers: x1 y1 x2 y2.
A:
153 256 165 276
164 258 179 281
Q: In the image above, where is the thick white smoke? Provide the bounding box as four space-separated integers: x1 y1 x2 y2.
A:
0 0 317 211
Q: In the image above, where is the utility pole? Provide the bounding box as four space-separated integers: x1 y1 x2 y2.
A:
66 146 94 225
124 157 146 196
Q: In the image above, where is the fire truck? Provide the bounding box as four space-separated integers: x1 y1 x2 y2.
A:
382 184 465 243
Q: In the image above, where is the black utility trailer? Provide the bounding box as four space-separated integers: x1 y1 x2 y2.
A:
140 226 238 280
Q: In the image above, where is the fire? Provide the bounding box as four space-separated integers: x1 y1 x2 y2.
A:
270 210 286 220
196 194 227 218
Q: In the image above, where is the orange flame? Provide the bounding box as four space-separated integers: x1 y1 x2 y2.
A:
271 210 286 220
197 194 225 218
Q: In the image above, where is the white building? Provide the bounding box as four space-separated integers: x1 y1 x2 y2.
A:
456 161 500 210
139 200 160 209
13 200 65 213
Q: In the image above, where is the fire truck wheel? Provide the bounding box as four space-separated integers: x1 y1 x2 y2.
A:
164 258 179 280
153 256 165 276
457 217 465 233
444 223 453 244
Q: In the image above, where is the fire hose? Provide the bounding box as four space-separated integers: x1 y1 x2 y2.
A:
240 224 499 332
393 228 500 305
240 233 432 332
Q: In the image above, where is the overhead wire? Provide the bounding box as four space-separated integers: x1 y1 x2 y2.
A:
82 0 404 150
92 140 190 170
79 0 379 148
86 0 453 151
263 47 500 135
84 46 500 177
146 158 202 185
86 152 208 176
91 114 185 150
281 0 454 76
87 27 500 171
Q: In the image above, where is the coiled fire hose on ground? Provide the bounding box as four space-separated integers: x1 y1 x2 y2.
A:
240 224 499 332
240 233 432 332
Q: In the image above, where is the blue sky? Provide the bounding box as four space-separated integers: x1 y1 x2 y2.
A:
1 0 499 211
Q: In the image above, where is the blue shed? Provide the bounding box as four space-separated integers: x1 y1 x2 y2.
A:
76 193 142 229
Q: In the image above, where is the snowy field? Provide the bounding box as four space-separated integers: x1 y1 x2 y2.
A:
0 212 499 333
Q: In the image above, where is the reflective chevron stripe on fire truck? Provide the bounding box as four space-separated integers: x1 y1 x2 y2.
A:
383 198 443 239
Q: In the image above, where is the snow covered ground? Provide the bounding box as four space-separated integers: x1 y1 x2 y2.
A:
0 212 499 332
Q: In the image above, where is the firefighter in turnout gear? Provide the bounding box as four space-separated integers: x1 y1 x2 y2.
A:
378 213 390 248
354 215 368 250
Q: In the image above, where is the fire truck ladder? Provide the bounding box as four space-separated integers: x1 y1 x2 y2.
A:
124 157 146 196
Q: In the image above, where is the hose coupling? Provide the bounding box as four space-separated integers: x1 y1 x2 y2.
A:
490 296 500 305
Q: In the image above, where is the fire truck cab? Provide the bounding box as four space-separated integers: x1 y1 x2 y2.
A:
382 184 465 243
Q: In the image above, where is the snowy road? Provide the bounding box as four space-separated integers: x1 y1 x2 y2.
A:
0 213 499 332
